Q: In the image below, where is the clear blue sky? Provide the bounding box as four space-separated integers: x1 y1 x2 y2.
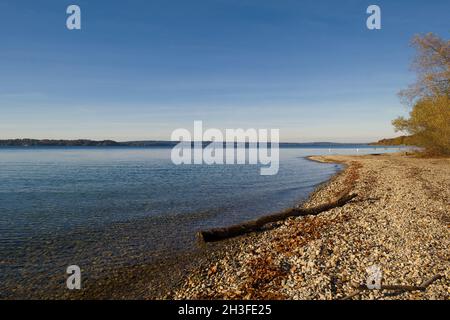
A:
0 0 449 142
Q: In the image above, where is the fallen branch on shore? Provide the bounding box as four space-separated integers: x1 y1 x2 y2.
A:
197 189 357 242
341 274 443 300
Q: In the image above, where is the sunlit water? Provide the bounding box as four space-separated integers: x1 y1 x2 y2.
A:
0 146 402 296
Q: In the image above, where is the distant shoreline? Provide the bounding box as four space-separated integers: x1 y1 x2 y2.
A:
0 139 404 148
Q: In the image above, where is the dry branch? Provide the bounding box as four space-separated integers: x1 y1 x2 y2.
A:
197 189 357 242
341 274 443 300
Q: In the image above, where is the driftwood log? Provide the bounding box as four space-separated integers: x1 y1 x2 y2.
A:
198 189 357 242
341 274 443 300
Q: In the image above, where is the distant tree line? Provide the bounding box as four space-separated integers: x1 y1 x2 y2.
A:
0 139 376 148
370 135 416 146
0 139 178 147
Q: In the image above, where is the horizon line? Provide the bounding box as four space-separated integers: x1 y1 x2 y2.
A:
0 138 389 145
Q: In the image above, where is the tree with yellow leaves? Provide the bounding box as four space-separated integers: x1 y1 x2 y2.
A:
393 33 450 155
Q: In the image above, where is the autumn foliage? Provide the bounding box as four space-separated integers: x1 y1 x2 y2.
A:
393 33 450 155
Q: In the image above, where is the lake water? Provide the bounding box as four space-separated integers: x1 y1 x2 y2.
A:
0 146 401 297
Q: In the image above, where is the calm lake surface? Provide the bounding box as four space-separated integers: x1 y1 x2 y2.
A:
0 146 401 297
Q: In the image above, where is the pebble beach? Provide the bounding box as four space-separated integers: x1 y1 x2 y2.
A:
170 153 450 300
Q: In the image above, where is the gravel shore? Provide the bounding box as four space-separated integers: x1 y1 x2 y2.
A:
170 153 450 300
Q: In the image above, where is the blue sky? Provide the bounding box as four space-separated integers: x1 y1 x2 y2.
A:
0 0 449 142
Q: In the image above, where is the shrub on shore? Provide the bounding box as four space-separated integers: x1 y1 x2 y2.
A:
393 95 450 155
